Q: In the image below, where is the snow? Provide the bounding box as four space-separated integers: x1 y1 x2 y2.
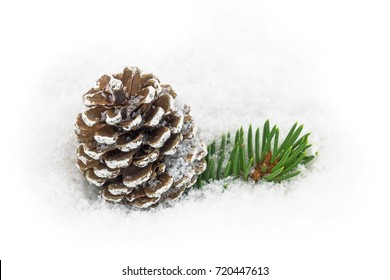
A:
164 136 202 182
2 0 390 280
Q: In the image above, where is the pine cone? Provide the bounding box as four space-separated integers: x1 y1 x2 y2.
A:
75 67 207 208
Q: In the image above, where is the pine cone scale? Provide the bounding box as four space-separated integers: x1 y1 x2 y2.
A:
93 164 120 179
145 126 171 148
85 170 106 186
119 114 142 131
104 150 136 169
123 164 153 188
107 183 133 196
117 132 143 151
143 106 165 127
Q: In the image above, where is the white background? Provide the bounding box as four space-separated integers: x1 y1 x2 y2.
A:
1 0 389 279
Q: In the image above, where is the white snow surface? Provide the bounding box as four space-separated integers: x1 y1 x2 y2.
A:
2 1 390 279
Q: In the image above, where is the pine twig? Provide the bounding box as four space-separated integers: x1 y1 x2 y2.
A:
196 120 316 187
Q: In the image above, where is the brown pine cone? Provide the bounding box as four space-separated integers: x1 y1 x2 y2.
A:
75 67 207 208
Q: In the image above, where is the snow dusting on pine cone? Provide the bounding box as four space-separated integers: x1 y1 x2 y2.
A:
75 67 207 208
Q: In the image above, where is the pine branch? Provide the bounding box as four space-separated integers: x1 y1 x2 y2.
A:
197 121 317 187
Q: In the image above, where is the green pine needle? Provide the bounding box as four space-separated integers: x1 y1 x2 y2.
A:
255 127 260 164
196 121 316 188
216 154 225 179
248 125 254 161
220 135 226 155
275 170 301 182
224 161 232 176
263 167 284 181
